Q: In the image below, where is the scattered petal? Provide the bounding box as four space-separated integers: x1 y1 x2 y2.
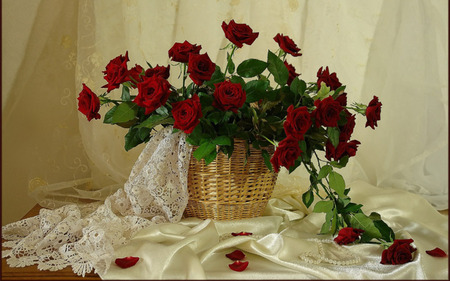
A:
226 250 246 260
115 256 140 268
229 260 249 272
232 232 253 236
426 248 447 257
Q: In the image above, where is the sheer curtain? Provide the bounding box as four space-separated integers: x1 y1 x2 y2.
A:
2 0 448 225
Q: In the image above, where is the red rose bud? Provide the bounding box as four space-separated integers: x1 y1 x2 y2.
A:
228 260 249 272
312 96 343 128
172 94 202 134
213 81 246 113
284 61 300 86
426 247 447 257
284 105 311 140
334 227 365 245
270 136 302 173
222 20 259 48
168 40 202 63
381 239 417 265
316 66 342 91
274 34 302 57
115 256 140 268
226 250 246 261
365 96 382 129
102 51 130 92
77 84 101 121
145 65 170 79
187 53 216 85
231 232 253 236
134 76 172 115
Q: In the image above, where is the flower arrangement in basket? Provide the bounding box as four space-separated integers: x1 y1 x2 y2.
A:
77 20 420 260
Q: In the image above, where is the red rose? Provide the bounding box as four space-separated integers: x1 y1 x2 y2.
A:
213 81 246 113
270 136 302 173
102 51 130 92
222 20 259 48
77 84 101 121
171 94 202 134
325 140 361 161
145 65 170 79
284 61 300 86
339 110 356 142
317 66 342 91
365 96 382 129
312 96 343 127
128 64 144 86
274 33 302 57
381 239 417 265
168 40 202 63
187 53 216 85
335 92 347 107
133 76 172 115
284 105 311 140
334 227 364 245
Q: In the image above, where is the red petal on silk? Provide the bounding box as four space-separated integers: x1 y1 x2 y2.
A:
115 256 140 268
226 250 246 260
231 232 253 236
228 260 249 271
426 247 447 257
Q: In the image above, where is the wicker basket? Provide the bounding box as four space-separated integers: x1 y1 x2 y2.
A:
184 139 278 220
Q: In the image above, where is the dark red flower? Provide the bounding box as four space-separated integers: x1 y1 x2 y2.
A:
77 84 101 121
316 66 342 91
222 20 259 48
168 40 202 63
145 65 170 80
102 51 130 92
274 33 302 57
335 93 347 107
115 256 140 268
231 232 253 236
187 53 216 85
172 94 202 134
325 140 361 161
334 227 364 245
339 110 356 142
128 64 144 86
381 239 417 265
226 250 246 261
133 76 172 115
426 247 447 257
365 96 382 129
312 96 343 128
284 105 311 140
270 136 302 173
228 260 249 272
213 81 246 113
284 61 300 86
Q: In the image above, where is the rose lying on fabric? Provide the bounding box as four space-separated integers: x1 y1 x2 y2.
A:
381 239 417 265
426 247 447 257
334 227 365 245
172 94 203 134
228 260 249 272
274 33 302 57
365 95 382 129
77 84 101 121
222 20 259 48
213 81 246 113
231 232 253 236
226 250 246 261
115 256 140 268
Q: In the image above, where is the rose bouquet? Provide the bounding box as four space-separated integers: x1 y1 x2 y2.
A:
77 20 408 258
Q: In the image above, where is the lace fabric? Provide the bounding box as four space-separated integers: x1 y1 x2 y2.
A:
2 127 192 277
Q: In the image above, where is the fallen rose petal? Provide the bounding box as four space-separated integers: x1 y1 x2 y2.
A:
426 248 447 257
115 256 140 268
231 232 252 236
226 250 246 260
229 260 249 272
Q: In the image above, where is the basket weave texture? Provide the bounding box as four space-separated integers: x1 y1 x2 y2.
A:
185 139 278 220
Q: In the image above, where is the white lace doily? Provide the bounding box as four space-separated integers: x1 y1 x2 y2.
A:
2 127 192 276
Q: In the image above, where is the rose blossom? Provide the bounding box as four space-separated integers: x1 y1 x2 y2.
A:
274 33 302 57
168 40 202 63
317 66 342 91
334 227 364 245
283 105 311 140
222 20 259 48
102 51 130 92
213 81 246 113
365 95 382 129
172 94 202 134
133 76 172 115
325 140 361 161
381 239 417 265
187 53 216 85
270 136 302 173
339 110 356 142
128 64 144 86
284 61 300 86
77 84 101 121
312 96 343 128
145 65 170 79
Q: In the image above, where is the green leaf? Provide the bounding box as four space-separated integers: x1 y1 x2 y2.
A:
124 127 143 151
302 189 314 208
315 82 332 100
207 111 224 125
261 149 273 172
111 102 138 123
230 75 245 86
204 149 217 166
155 105 169 116
138 127 151 141
227 52 235 74
329 171 345 197
121 85 131 101
244 80 270 103
318 165 332 180
204 66 225 87
349 213 382 241
103 105 118 124
342 203 363 213
212 135 232 146
374 220 396 242
267 50 288 86
330 155 349 168
236 59 268 78
136 114 169 129
313 200 334 213
193 141 216 161
290 77 306 96
327 127 340 148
